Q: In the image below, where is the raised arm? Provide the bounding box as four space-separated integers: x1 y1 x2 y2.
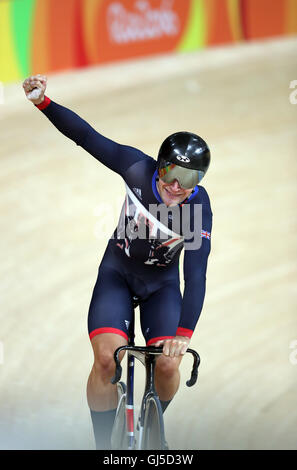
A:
22 75 149 177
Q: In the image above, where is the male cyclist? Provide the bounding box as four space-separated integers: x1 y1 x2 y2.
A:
23 74 213 450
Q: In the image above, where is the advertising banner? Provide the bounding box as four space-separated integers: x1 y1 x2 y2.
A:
1 0 296 83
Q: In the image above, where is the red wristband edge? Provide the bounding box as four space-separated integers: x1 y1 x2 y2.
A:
35 95 51 110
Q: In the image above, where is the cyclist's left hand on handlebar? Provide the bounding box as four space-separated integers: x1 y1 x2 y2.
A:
153 336 190 357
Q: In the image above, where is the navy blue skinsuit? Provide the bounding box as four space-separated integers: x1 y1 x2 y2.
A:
36 98 212 345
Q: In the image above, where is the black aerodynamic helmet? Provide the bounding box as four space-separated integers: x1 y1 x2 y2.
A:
157 131 210 189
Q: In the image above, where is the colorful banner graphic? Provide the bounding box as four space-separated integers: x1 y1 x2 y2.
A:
0 0 296 83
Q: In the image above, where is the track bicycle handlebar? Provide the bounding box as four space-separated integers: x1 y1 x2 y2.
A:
185 348 201 387
111 345 200 387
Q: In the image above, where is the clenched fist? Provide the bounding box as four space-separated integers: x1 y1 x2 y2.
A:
22 74 47 105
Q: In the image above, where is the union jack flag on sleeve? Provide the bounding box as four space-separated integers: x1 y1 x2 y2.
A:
201 229 211 240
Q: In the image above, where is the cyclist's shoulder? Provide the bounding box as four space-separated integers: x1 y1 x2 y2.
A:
120 142 154 163
124 150 157 179
115 141 156 182
197 184 210 199
191 185 212 210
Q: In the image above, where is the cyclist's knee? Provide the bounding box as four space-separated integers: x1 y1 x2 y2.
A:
90 333 127 379
155 355 180 379
93 349 115 378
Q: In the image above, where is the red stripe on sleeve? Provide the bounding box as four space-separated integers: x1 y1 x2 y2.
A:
35 95 51 110
176 327 193 338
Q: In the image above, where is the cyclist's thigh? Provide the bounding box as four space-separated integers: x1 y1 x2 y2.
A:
139 282 182 346
88 264 134 344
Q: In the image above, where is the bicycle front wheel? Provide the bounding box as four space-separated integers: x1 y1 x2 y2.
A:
142 395 167 450
111 382 127 450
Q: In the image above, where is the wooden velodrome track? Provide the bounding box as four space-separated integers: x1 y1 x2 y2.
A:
0 36 296 450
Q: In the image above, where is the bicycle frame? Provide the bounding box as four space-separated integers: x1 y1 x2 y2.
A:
111 313 201 450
